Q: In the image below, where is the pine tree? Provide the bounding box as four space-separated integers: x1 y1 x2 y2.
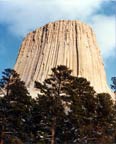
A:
34 66 99 143
111 76 116 143
34 65 74 144
0 69 33 143
1 67 115 143
111 77 116 93
95 93 115 143
67 77 96 143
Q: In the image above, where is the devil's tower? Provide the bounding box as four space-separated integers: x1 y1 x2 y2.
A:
14 20 114 98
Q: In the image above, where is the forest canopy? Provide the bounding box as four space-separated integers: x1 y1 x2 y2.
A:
0 66 116 144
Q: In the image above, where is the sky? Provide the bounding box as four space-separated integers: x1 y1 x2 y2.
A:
0 0 116 86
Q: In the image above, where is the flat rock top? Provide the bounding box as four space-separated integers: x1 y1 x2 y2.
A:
28 20 92 35
14 20 114 99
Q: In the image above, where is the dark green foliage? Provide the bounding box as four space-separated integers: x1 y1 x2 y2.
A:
0 67 115 144
34 66 116 144
94 93 115 143
0 69 14 88
3 136 23 144
0 68 34 143
111 77 116 92
67 77 96 143
96 93 113 119
34 65 73 143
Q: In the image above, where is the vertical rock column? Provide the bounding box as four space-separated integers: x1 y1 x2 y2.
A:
14 20 114 99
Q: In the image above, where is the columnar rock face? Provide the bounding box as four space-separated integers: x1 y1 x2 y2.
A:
14 20 114 98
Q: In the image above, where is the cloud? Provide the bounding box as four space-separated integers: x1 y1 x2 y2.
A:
89 15 115 59
0 0 110 35
0 0 115 59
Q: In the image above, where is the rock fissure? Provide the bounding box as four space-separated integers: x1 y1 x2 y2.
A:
14 20 114 99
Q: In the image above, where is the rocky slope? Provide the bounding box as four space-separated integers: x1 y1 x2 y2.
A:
14 20 114 98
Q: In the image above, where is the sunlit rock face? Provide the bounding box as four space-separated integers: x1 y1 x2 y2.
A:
14 20 114 99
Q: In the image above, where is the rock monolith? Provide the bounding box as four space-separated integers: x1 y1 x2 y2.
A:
14 20 114 98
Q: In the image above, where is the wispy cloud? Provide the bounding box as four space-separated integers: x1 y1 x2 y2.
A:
89 15 115 59
0 0 115 59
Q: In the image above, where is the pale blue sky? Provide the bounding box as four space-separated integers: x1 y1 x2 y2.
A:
0 0 116 86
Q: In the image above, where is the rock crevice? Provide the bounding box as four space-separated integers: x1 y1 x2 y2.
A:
14 20 114 98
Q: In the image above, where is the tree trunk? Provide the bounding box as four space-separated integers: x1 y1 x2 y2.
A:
0 140 4 144
0 132 4 144
51 117 56 144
